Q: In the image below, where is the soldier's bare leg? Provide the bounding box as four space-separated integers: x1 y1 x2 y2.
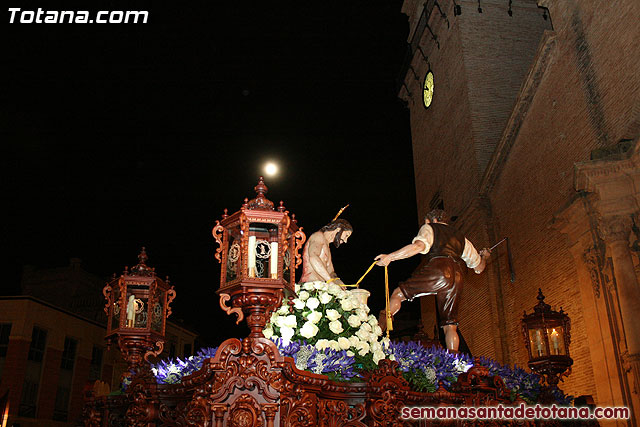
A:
442 324 459 352
379 287 406 331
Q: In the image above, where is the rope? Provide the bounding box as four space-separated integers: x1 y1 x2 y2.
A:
384 265 393 337
351 261 378 288
340 259 394 336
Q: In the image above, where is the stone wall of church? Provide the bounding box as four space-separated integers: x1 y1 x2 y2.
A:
405 3 480 218
486 0 639 401
457 0 551 174
404 0 640 409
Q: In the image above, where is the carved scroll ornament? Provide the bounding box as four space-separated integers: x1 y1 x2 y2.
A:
293 229 306 269
219 293 244 324
212 221 224 263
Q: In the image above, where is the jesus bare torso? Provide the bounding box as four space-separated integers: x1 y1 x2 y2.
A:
300 231 335 283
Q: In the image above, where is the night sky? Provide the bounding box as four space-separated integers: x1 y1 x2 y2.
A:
4 0 422 345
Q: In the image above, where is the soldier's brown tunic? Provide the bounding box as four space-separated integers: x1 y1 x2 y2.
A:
398 223 469 327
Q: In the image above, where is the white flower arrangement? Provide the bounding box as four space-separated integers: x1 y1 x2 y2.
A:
265 280 387 370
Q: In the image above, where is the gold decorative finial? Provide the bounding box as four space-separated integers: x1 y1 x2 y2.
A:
332 204 349 222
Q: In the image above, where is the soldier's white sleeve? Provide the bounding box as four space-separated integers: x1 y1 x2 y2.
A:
411 224 434 255
461 238 481 269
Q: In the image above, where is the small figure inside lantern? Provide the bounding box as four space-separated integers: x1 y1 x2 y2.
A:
126 295 136 327
126 295 145 328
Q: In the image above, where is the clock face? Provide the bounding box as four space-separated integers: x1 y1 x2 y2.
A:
423 70 434 109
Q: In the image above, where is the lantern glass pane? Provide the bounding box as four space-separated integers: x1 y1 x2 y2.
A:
547 326 565 355
135 297 149 328
249 223 278 279
112 286 122 331
529 328 547 357
151 288 164 333
226 227 242 282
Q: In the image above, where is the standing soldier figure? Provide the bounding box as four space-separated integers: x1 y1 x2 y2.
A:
375 209 490 352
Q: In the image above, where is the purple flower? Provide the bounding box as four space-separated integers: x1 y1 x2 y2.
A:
151 347 218 384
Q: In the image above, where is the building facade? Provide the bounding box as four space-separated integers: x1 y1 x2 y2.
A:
398 0 640 423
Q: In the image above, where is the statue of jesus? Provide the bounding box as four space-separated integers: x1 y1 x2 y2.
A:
300 219 352 287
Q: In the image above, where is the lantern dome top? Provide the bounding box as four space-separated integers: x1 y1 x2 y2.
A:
246 176 274 211
127 247 155 277
522 288 570 328
533 288 551 314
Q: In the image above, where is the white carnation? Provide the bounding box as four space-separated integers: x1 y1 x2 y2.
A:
315 339 330 351
298 290 310 301
313 281 328 291
307 310 322 324
318 292 332 304
300 321 319 339
338 336 351 350
370 341 382 353
340 299 354 312
349 296 361 308
347 314 362 328
275 315 286 328
327 283 342 295
277 305 289 315
325 309 341 321
360 322 372 333
356 341 370 356
356 329 370 342
373 325 383 336
303 282 315 291
263 326 273 339
357 308 368 321
329 320 344 334
306 297 320 310
328 340 341 351
373 350 386 364
293 299 305 310
346 350 355 357
283 314 297 328
280 326 294 343
367 314 378 325
349 336 360 347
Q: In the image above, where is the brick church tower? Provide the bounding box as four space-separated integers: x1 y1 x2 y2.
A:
398 0 640 422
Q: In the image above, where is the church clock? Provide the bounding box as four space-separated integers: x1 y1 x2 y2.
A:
422 70 434 109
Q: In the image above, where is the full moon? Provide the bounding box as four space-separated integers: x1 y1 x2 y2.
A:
264 162 278 177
